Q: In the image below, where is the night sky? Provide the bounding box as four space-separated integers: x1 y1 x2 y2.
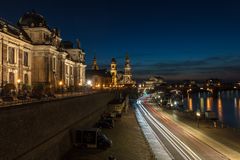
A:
1 0 240 81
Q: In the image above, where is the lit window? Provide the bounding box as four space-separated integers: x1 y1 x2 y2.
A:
70 66 73 75
65 65 68 74
24 74 28 84
24 52 28 66
8 47 15 64
9 72 14 84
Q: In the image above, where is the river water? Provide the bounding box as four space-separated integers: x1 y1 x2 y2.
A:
184 90 240 128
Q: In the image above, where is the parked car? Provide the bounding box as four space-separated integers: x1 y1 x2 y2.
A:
97 133 112 149
73 128 112 149
95 117 114 129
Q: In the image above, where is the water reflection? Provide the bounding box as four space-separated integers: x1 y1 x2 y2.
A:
206 97 213 111
188 96 193 111
238 99 240 119
200 97 204 112
217 97 223 121
185 90 240 128
234 98 238 119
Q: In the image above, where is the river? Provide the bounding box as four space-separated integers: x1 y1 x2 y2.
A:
184 90 240 128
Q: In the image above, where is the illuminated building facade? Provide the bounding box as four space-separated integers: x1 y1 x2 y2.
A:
122 54 135 85
0 11 86 92
86 56 111 89
110 58 117 86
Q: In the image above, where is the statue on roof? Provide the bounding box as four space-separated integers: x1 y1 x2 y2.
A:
76 39 81 49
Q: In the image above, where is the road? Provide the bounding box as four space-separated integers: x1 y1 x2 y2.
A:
136 96 230 160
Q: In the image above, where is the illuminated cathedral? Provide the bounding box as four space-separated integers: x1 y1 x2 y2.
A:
86 53 135 88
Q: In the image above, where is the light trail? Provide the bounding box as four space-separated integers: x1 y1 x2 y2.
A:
135 105 174 160
136 100 202 160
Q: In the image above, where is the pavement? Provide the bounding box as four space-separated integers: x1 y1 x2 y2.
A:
64 105 154 160
144 97 240 160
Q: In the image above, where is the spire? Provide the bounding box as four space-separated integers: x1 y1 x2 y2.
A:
110 57 117 86
125 52 129 61
111 58 116 63
125 52 130 66
123 52 132 84
92 55 99 70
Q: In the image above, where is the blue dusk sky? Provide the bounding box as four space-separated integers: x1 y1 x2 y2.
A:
1 0 240 80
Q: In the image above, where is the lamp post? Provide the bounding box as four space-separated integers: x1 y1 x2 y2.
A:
78 82 81 93
17 79 21 95
196 111 201 128
59 81 63 97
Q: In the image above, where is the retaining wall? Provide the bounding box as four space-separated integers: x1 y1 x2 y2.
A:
0 92 116 160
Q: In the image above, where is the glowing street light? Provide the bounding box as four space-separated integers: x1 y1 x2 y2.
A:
59 81 63 97
196 111 201 128
17 79 21 94
87 80 92 86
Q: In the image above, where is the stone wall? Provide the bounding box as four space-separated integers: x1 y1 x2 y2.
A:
0 92 116 160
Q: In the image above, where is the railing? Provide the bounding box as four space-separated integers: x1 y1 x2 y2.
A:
0 91 97 108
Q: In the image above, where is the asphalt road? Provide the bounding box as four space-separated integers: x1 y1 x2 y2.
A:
136 96 230 160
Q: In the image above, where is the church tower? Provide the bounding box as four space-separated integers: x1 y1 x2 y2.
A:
110 58 117 86
123 53 133 84
92 55 99 70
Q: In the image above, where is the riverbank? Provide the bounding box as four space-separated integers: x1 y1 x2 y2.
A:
64 105 154 160
149 100 240 160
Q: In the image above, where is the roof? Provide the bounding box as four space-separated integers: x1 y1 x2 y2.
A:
0 18 32 42
18 11 48 28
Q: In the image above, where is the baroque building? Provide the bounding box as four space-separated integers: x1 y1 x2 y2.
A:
0 11 86 92
122 54 134 85
91 55 99 70
86 56 111 89
110 58 117 86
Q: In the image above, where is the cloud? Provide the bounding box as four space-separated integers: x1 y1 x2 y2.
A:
131 55 240 80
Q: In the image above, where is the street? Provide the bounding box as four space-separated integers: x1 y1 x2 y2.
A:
136 96 230 160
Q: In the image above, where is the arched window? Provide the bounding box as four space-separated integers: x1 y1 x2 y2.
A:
9 72 14 84
24 52 28 66
24 74 28 84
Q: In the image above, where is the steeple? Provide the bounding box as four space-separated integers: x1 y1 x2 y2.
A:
92 55 99 70
110 58 117 86
123 53 133 84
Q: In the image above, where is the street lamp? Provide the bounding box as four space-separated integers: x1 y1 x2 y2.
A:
59 81 63 97
87 80 92 86
196 111 201 128
17 79 21 94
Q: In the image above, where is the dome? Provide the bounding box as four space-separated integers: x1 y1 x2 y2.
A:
18 11 47 28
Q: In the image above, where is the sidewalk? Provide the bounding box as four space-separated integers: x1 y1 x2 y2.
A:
64 106 154 160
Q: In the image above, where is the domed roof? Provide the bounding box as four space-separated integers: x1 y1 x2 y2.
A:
18 11 48 28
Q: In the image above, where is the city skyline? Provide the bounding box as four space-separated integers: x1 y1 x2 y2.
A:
1 0 240 80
